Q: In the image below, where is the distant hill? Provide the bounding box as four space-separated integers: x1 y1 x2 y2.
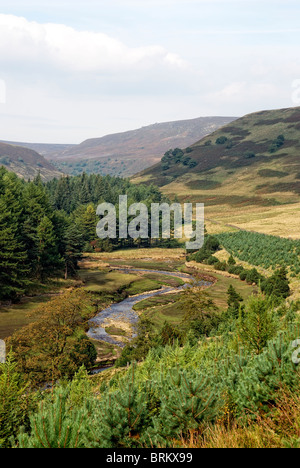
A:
33 116 237 177
0 141 73 158
0 142 63 181
132 107 300 236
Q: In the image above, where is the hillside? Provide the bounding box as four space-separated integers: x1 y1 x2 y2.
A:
0 141 73 159
44 116 237 177
132 106 300 238
0 142 63 181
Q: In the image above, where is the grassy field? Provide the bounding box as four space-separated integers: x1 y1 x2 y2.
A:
203 202 300 239
79 268 185 295
0 278 82 340
79 270 140 293
133 292 181 312
83 249 187 272
84 248 186 260
0 296 50 340
142 295 185 329
126 275 184 296
105 325 128 337
203 269 258 309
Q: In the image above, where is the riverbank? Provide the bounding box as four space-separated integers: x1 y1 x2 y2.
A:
87 267 213 348
1 249 257 368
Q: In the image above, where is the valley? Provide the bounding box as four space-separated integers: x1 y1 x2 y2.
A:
0 247 257 367
2 0 300 451
1 105 300 449
1 115 236 178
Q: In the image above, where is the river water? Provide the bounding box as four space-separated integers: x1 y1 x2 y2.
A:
87 268 212 348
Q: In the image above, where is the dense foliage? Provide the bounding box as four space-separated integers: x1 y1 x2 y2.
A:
46 173 163 214
161 148 197 171
7 289 98 386
0 168 168 302
1 245 300 448
4 307 300 448
0 168 64 301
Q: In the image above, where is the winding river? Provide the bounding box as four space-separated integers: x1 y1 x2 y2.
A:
87 268 212 348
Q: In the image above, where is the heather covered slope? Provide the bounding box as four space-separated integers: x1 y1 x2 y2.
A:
45 116 237 177
132 107 300 237
0 142 62 181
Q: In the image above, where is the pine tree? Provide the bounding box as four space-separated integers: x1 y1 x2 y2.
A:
67 366 93 408
53 176 72 212
23 179 51 225
79 173 90 204
0 353 35 448
1 173 24 232
180 287 220 337
64 222 85 279
36 216 62 281
159 321 183 346
17 387 87 448
85 364 148 448
81 204 97 244
0 199 28 301
225 285 244 319
228 255 236 266
234 331 300 417
147 367 218 444
261 266 290 299
237 294 278 354
22 180 52 275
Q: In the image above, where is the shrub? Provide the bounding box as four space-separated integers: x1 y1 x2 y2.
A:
17 387 88 448
216 136 228 145
244 152 255 159
0 354 37 448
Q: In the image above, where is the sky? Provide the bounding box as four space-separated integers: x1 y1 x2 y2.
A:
0 0 300 144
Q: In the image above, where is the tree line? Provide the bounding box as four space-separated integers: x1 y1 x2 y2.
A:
0 168 167 302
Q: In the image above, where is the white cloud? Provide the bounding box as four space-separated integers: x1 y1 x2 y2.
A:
203 81 286 114
0 7 299 144
0 14 187 72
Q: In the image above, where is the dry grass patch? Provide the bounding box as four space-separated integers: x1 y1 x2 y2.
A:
86 248 186 261
79 257 110 269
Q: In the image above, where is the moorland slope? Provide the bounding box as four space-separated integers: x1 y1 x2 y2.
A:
133 107 300 237
0 142 62 181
